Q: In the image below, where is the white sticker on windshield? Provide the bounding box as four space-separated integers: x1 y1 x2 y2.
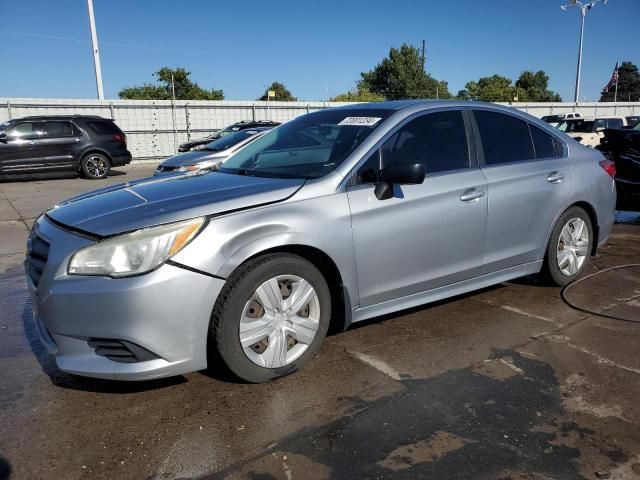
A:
338 117 382 127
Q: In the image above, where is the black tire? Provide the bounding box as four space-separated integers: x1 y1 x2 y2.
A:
80 153 111 179
541 206 593 287
210 253 331 383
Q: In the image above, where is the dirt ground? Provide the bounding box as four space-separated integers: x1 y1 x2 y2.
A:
1 165 639 480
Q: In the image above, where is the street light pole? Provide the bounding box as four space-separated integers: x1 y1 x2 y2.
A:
561 0 607 104
87 0 104 100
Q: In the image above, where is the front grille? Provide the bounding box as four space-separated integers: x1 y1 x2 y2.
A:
87 338 160 363
26 226 50 287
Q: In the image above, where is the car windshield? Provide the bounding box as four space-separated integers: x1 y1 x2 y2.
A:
204 130 257 152
206 127 236 141
218 108 392 179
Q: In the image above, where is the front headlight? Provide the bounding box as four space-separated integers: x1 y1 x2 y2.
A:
68 217 206 277
176 159 218 173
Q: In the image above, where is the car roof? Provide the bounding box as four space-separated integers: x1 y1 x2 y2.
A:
9 115 111 121
561 116 624 121
329 99 533 113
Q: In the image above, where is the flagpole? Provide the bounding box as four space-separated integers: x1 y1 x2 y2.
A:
614 60 619 103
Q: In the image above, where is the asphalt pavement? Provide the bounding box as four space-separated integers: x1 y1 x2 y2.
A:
1 165 639 480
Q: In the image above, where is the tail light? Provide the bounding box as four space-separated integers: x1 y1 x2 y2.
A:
114 133 127 148
599 159 616 178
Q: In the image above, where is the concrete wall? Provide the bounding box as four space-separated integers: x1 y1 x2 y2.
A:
2 98 639 161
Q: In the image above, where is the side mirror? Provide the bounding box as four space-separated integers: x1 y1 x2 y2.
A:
374 162 426 200
0 132 7 144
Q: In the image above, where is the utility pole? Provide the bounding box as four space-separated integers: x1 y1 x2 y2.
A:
87 0 104 100
561 0 608 104
421 40 426 72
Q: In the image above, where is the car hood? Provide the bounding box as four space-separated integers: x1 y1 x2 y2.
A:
160 150 227 167
47 172 305 237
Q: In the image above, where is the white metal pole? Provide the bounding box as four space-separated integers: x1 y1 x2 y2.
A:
87 0 104 100
574 7 586 104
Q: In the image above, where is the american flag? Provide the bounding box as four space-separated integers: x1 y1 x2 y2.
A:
604 62 619 93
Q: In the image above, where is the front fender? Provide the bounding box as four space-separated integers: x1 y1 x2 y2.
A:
171 194 360 307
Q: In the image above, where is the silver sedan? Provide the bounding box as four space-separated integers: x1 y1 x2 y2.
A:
26 101 616 382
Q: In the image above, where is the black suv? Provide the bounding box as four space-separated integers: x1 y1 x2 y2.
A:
178 120 280 152
0 115 132 180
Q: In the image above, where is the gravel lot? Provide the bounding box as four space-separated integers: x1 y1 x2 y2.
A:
1 164 639 480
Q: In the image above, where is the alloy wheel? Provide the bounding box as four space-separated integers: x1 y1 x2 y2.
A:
86 156 108 178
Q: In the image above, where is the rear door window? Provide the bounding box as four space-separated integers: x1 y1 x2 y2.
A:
473 110 535 166
44 121 74 138
529 125 564 159
606 118 623 129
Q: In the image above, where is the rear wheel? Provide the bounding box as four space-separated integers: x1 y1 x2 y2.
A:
210 253 331 383
541 207 593 286
81 153 111 179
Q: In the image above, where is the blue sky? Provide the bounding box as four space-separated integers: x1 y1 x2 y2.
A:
0 0 638 102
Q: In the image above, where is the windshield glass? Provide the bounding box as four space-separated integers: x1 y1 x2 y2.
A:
219 108 392 179
204 130 256 151
206 127 235 141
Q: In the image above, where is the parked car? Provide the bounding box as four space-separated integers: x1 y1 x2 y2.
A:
559 116 627 148
541 112 581 125
599 121 640 208
0 115 131 180
26 101 615 383
178 120 281 152
626 116 640 127
155 127 272 176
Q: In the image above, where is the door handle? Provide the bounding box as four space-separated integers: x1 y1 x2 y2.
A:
547 171 565 184
460 189 486 202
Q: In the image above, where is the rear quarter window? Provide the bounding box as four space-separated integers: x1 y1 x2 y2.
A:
86 120 121 135
529 125 564 159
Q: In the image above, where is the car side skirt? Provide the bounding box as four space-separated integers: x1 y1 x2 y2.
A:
351 260 543 324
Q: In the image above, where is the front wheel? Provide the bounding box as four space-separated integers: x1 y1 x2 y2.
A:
81 153 111 179
210 253 331 383
541 207 593 286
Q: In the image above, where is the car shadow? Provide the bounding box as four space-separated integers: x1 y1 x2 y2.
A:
20 299 186 394
0 456 10 480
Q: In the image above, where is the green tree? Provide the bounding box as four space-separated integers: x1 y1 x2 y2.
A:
600 61 640 102
330 86 385 102
457 75 514 102
359 43 451 99
258 82 297 101
118 67 224 100
515 70 562 102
